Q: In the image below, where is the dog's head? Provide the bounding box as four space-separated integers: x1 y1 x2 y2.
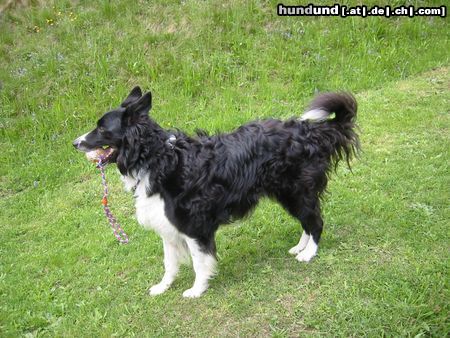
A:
72 86 152 163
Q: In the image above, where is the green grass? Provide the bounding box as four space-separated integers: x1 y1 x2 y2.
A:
1 0 449 336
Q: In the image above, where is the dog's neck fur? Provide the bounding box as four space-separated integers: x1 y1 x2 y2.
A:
117 117 179 195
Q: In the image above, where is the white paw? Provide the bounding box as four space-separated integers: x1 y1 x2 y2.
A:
295 250 316 262
182 287 205 298
289 232 310 255
149 283 169 296
289 244 304 255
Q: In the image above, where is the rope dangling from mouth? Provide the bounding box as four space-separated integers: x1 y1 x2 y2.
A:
96 156 129 244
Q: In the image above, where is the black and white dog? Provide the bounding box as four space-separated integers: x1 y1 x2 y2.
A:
73 87 359 297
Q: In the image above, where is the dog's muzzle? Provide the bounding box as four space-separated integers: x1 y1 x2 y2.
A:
72 132 90 151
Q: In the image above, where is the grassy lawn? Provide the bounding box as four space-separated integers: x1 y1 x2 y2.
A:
1 0 449 336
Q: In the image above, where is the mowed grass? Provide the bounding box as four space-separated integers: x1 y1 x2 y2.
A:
0 0 449 336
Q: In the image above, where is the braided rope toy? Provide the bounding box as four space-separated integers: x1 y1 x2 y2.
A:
88 149 129 244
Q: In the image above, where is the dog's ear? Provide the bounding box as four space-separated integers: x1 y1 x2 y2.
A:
124 91 152 124
121 86 142 107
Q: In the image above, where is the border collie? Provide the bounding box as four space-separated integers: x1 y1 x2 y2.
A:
73 87 359 297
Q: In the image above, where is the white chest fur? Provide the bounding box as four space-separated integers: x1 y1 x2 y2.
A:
122 173 179 238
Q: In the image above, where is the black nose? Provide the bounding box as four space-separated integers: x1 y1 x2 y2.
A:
72 139 79 149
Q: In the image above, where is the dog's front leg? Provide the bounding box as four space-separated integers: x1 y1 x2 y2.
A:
182 237 217 298
149 238 183 295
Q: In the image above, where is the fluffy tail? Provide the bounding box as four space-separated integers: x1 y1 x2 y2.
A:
301 92 360 169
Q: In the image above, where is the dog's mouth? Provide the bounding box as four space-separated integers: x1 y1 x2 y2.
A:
85 146 117 164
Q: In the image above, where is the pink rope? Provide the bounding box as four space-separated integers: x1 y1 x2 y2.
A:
97 158 129 244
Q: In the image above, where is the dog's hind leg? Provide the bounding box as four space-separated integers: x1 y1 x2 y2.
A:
294 201 323 262
182 236 217 298
279 194 323 262
149 237 188 295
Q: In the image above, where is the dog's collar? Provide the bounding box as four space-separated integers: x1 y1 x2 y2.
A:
166 135 177 149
